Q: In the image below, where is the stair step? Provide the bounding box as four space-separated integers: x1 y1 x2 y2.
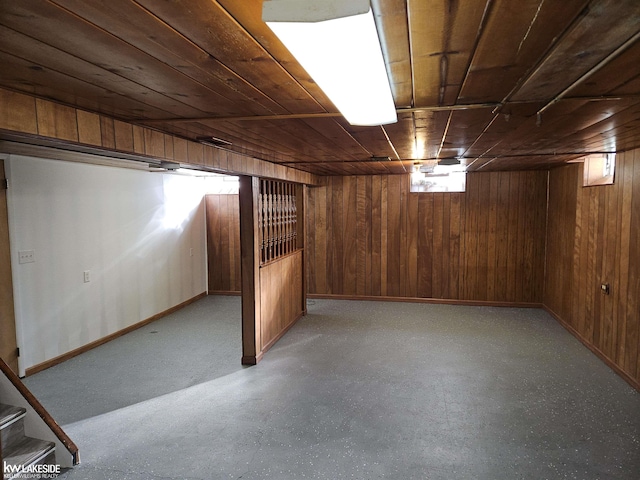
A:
1 403 27 449
3 436 56 480
0 403 26 429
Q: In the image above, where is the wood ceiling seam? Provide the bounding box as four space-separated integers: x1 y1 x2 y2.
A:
46 0 260 114
515 0 640 103
5 1 256 120
453 0 495 105
435 110 453 160
206 0 329 115
301 118 374 161
516 0 546 57
135 2 322 115
183 121 302 164
507 99 640 155
118 0 292 115
405 0 418 109
0 26 199 121
492 0 592 113
550 101 640 153
380 125 403 165
222 122 357 164
174 112 370 163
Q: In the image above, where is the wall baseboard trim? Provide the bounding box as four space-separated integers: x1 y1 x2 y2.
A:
261 310 306 355
307 294 542 309
543 305 640 393
25 292 207 376
241 310 306 366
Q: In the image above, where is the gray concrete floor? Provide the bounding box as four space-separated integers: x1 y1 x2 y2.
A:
24 296 640 479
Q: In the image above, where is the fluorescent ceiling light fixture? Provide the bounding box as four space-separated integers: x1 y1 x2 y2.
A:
263 0 397 126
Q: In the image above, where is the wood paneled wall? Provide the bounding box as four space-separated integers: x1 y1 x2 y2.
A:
260 251 305 350
0 88 319 185
205 194 241 294
545 150 640 389
306 171 548 304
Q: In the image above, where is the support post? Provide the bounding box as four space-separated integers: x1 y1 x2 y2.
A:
239 176 262 365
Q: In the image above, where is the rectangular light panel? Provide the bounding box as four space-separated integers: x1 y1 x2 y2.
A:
263 0 397 126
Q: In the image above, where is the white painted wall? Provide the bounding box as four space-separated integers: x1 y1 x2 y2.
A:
6 155 207 375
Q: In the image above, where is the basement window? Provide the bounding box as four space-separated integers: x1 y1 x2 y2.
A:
583 153 615 187
410 162 466 193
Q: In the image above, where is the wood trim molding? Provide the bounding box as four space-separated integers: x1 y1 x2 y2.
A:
543 305 640 393
261 311 305 355
0 88 321 186
25 292 207 377
307 293 543 309
240 311 306 366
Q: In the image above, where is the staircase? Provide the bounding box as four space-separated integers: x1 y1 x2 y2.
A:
1 403 57 480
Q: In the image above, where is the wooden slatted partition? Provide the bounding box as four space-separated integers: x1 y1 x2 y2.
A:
259 179 298 264
240 177 305 365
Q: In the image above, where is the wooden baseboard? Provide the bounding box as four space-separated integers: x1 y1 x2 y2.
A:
261 310 305 355
307 293 542 309
543 305 640 393
241 309 305 367
208 290 241 296
25 292 207 376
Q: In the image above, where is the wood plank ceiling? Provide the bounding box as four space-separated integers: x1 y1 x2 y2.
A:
0 0 639 175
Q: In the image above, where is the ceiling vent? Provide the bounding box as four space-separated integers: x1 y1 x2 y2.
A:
437 158 461 166
159 161 180 170
196 136 233 148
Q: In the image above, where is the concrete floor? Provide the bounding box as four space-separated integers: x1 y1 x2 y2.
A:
24 296 640 479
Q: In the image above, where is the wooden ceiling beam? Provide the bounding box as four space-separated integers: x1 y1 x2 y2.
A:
136 102 502 124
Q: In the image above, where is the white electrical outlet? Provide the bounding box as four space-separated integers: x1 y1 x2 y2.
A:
84 270 91 283
18 250 35 264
